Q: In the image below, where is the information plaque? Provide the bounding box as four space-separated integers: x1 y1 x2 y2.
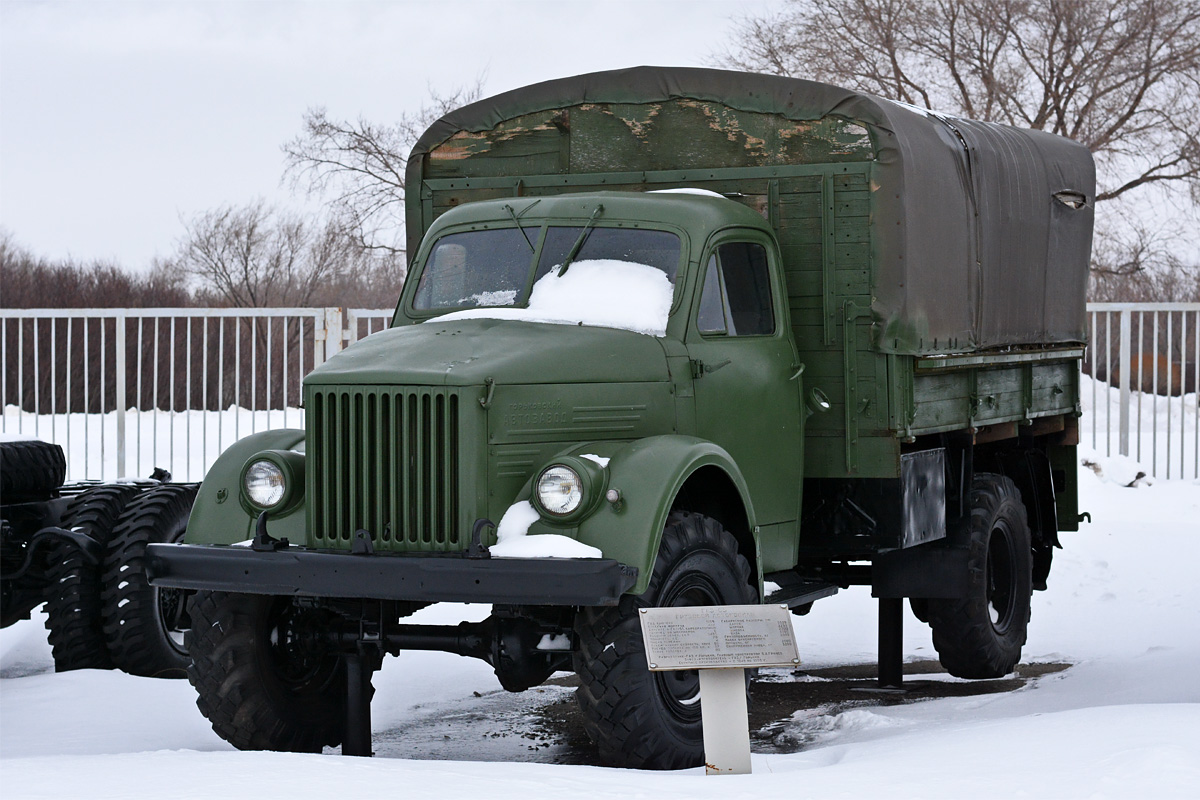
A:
639 604 800 671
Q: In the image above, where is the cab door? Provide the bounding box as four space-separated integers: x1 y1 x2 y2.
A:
685 231 804 531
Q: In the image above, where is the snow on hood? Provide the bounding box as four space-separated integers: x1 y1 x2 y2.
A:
488 500 603 559
650 187 726 198
430 259 673 337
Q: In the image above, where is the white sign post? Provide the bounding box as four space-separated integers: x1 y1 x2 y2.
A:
639 604 800 775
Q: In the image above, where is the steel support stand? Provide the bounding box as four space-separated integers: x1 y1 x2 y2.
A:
342 646 377 757
878 597 904 689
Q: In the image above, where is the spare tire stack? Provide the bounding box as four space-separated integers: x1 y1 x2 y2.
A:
1 437 198 678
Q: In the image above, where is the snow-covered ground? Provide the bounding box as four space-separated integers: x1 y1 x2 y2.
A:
1081 375 1198 481
2 423 1199 797
0 405 305 483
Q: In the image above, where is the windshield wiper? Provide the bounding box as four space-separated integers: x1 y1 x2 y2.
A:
558 204 605 276
502 199 541 253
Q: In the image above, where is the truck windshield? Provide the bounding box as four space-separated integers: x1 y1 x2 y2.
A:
413 226 681 310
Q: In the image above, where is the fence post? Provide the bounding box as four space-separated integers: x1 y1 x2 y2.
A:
324 308 344 362
115 311 127 478
1118 308 1131 457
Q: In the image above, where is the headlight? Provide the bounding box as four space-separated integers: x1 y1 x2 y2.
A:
244 459 286 509
536 465 583 516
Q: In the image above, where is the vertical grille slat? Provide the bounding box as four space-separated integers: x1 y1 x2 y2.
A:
336 392 348 541
406 393 417 542
308 386 463 551
429 394 438 542
350 391 362 537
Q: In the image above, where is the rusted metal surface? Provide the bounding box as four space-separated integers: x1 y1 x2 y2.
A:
425 100 874 173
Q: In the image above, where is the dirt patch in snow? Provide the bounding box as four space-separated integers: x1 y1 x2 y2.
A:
369 659 1070 763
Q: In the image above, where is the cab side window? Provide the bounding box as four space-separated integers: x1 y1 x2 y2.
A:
696 241 775 336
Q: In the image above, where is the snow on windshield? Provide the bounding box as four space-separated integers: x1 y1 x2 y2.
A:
461 289 518 306
429 259 674 337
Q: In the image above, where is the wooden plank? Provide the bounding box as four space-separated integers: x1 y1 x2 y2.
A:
833 172 868 188
778 193 822 216
785 268 869 297
798 351 880 379
778 175 825 192
780 243 869 270
776 216 822 238
977 367 1023 395
833 217 870 244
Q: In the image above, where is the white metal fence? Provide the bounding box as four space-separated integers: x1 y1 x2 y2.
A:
1083 303 1199 479
1 307 392 481
3 304 1198 481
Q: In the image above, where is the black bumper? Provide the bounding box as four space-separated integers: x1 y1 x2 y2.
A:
145 543 639 607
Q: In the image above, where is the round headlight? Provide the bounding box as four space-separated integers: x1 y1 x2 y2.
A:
244 459 286 508
536 465 583 516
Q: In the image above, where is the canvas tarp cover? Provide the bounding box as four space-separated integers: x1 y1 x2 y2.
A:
409 66 1095 355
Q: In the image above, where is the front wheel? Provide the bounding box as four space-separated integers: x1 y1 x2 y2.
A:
573 511 756 770
186 591 346 752
927 473 1032 678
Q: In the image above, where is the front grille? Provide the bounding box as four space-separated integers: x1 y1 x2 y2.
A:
308 386 461 551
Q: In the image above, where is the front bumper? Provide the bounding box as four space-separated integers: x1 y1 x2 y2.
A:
145 543 639 607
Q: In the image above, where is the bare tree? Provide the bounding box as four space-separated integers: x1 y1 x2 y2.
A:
1089 224 1200 301
282 81 485 257
173 200 360 308
0 230 192 309
716 0 1200 205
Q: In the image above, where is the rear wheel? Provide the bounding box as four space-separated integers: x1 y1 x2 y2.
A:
187 591 346 752
43 484 142 671
573 511 756 770
100 484 198 678
927 474 1032 678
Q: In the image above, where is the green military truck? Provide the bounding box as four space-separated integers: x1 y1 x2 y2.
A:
149 67 1093 769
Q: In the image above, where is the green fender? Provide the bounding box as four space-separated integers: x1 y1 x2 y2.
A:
184 429 306 546
521 435 759 597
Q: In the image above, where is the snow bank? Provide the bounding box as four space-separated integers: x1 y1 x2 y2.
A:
488 500 603 559
1080 374 1198 480
431 259 673 336
2 404 305 482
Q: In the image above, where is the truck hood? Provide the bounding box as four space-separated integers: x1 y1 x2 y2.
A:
305 318 671 386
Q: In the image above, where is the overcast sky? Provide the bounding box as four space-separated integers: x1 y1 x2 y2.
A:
0 0 778 272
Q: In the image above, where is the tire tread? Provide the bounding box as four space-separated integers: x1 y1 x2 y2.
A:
43 484 142 671
100 483 198 678
572 511 755 769
928 474 1032 679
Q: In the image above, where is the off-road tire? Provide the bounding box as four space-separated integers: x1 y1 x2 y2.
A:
927 473 1032 679
43 484 143 671
573 511 757 770
100 483 198 678
187 591 346 752
0 440 66 500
